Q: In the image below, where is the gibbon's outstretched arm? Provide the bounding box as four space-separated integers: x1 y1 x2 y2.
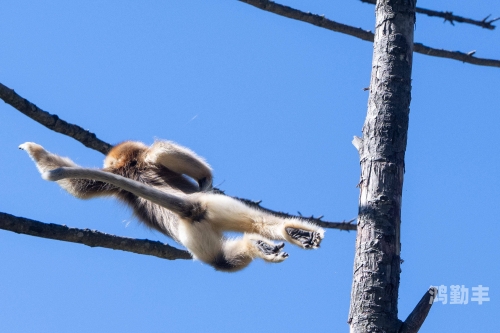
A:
20 141 325 272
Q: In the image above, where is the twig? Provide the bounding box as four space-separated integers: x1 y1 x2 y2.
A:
360 0 498 30
0 212 192 260
231 194 357 231
239 0 500 68
413 43 499 67
240 0 373 42
398 287 437 333
0 82 112 155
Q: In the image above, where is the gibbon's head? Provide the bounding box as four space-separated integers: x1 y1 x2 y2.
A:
104 141 148 169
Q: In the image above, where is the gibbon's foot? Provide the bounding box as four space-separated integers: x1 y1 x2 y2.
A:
285 227 323 249
19 142 46 161
253 240 289 262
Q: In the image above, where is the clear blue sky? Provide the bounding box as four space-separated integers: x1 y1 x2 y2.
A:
1 1 498 332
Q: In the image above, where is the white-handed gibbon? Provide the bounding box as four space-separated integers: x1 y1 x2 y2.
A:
19 140 324 272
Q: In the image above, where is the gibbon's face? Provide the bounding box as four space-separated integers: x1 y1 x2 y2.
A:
103 141 148 169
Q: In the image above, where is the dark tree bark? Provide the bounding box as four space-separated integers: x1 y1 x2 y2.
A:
0 212 192 260
348 0 418 332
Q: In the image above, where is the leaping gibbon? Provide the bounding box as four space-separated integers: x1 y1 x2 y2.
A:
20 140 324 272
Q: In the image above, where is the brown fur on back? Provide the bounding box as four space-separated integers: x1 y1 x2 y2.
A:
103 141 202 238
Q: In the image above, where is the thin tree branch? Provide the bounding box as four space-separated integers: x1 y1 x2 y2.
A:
361 0 498 30
0 82 112 155
230 194 357 231
0 212 192 260
398 287 437 333
1 81 355 232
240 0 374 42
413 43 500 67
239 0 500 68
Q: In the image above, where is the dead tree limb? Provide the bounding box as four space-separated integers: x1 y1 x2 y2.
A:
399 287 437 333
413 43 499 67
361 0 498 30
231 195 357 231
0 212 192 260
0 82 112 155
240 0 375 41
239 0 500 68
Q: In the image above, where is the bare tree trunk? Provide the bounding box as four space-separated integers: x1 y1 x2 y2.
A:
349 1 416 332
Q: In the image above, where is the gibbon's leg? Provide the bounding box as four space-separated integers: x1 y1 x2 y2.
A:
145 140 213 191
197 194 325 249
176 219 288 271
19 142 118 199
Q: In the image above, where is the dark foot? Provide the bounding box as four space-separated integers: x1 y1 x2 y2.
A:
285 228 322 249
253 240 288 262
